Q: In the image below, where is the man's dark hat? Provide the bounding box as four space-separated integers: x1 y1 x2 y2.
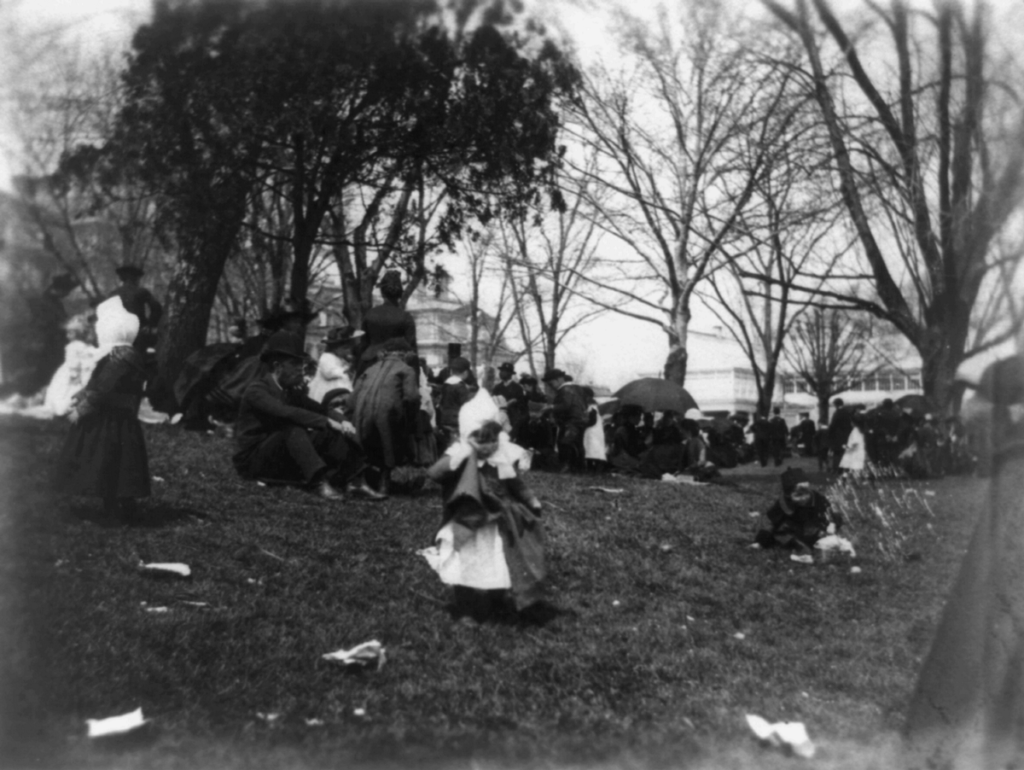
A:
115 264 145 280
542 368 568 383
48 273 80 295
781 466 809 494
498 362 515 374
323 326 364 349
260 330 305 362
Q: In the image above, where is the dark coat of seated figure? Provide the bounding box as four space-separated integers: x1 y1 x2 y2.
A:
754 467 841 551
232 330 384 501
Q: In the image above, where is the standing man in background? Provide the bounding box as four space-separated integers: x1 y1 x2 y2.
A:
543 368 587 473
493 362 527 443
112 264 163 353
768 407 789 466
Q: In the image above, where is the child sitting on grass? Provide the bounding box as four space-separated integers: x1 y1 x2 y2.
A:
422 388 546 623
54 296 150 523
753 467 841 553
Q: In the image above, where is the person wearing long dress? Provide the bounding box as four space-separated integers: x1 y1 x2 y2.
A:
350 338 421 495
54 296 150 522
356 270 417 377
581 387 607 473
839 415 867 475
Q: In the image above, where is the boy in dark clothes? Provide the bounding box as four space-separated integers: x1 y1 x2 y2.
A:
754 467 841 551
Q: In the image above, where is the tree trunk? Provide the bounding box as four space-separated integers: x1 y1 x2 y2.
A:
818 394 831 425
758 365 778 417
919 331 961 417
152 225 240 410
664 298 689 385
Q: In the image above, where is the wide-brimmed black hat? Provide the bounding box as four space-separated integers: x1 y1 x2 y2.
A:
260 330 305 362
47 273 80 296
498 362 516 374
542 368 568 383
115 264 145 280
323 326 364 350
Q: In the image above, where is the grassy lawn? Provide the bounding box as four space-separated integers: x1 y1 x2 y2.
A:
0 417 980 769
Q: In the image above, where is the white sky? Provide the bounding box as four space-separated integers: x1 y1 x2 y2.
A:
1 0 1019 389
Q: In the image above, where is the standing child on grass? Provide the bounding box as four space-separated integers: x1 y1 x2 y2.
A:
54 296 150 523
421 387 546 623
581 386 607 474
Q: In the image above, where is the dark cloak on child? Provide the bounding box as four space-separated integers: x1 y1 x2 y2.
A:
755 467 834 550
434 448 546 610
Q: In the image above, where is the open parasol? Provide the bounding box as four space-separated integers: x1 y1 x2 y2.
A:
610 378 699 415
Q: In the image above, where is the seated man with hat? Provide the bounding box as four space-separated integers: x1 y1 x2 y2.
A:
542 368 588 472
232 330 384 501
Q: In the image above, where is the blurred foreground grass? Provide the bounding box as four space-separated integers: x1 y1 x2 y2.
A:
0 417 980 769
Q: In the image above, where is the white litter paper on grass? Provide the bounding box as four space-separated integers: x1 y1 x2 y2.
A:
814 534 857 558
139 562 191 578
585 487 625 495
746 714 816 758
322 640 386 670
86 707 148 738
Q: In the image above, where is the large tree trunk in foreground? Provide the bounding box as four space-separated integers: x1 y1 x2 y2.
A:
152 222 243 410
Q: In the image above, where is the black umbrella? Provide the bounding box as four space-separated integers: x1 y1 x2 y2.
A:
611 378 699 415
173 342 241 408
895 393 937 416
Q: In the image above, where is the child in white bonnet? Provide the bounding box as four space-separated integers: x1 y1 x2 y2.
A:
422 387 546 622
53 297 151 523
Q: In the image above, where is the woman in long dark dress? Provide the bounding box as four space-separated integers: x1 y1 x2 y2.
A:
356 270 418 377
351 338 420 494
54 296 150 522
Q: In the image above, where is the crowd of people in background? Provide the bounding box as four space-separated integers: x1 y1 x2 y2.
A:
5 266 989 521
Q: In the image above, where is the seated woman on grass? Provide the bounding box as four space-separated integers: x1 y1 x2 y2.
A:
753 467 842 552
